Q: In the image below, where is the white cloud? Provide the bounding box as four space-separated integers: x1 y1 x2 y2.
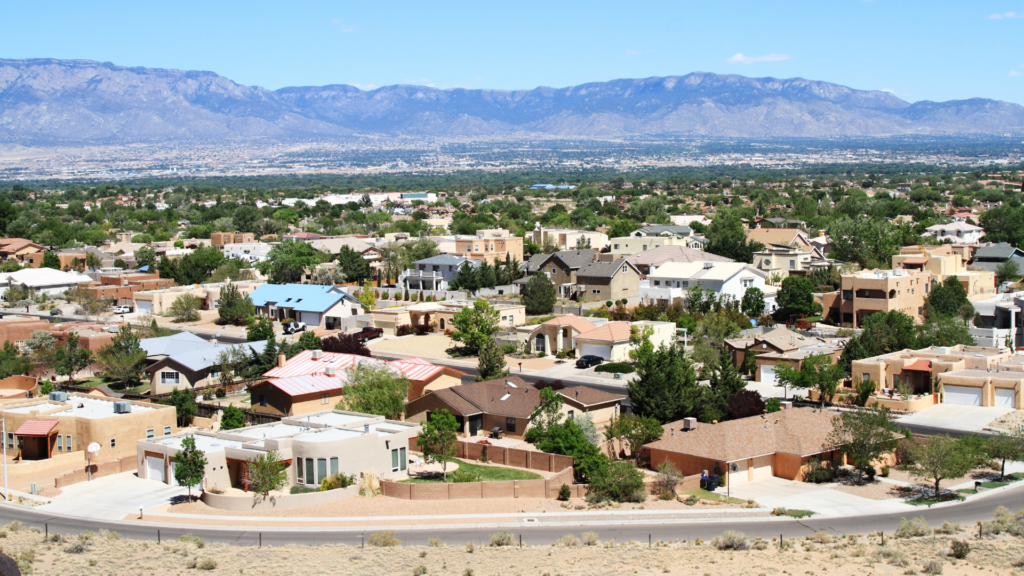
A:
331 18 360 32
625 50 641 55
726 53 792 65
1010 70 1023 77
986 9 1024 19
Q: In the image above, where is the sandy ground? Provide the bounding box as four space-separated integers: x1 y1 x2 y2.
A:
887 467 1001 491
991 411 1024 430
830 479 904 501
6 520 1023 576
369 334 557 370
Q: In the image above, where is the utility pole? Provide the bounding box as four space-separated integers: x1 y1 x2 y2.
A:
2 419 7 501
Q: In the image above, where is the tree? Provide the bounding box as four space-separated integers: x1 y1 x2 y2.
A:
475 337 508 381
53 332 93 385
925 276 970 319
899 435 976 498
257 240 325 284
309 264 346 286
985 428 1024 480
246 315 275 342
41 252 61 270
356 282 377 310
629 339 699 423
478 260 497 288
824 407 899 482
170 293 202 322
450 261 479 293
321 333 371 357
522 272 557 314
574 235 591 249
725 390 766 420
337 245 371 285
96 326 147 389
171 246 226 285
246 450 288 502
84 251 101 271
173 436 208 501
533 418 607 483
418 409 460 481
24 330 57 368
996 259 1021 283
232 205 262 233
0 341 33 380
586 460 646 503
288 330 322 357
450 299 500 351
167 388 198 426
704 209 762 263
775 353 844 407
604 414 663 467
339 362 409 419
217 283 255 326
526 387 565 443
220 406 246 431
776 276 818 320
839 311 918 372
741 287 765 318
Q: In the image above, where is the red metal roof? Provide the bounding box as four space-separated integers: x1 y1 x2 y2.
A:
268 375 345 397
389 358 445 382
262 349 372 378
14 420 58 436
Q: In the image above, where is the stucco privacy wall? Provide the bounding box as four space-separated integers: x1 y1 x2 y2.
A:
3 450 83 492
54 456 133 488
201 485 359 511
410 438 574 472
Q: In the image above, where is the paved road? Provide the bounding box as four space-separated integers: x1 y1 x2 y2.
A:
1 483 1018 547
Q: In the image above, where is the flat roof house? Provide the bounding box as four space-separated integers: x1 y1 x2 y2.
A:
137 410 420 492
369 300 526 336
821 268 932 328
249 283 365 329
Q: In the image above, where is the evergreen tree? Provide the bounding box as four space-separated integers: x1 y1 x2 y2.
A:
451 261 480 293
41 252 61 270
173 435 207 501
217 283 255 326
478 260 495 289
246 315 275 342
476 337 509 381
522 272 557 314
628 340 699 423
337 245 371 284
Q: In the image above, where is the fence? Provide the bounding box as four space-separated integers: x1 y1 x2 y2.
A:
409 438 574 473
195 402 282 425
381 462 582 501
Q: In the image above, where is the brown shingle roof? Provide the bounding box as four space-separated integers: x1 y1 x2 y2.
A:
560 386 625 407
746 228 808 247
644 408 837 462
427 376 625 419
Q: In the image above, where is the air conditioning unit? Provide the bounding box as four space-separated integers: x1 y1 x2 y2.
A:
703 261 715 269
780 401 794 410
49 391 68 402
682 417 698 430
324 366 336 376
312 350 323 360
112 401 132 414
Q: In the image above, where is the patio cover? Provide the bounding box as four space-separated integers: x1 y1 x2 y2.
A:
902 359 933 372
14 420 58 436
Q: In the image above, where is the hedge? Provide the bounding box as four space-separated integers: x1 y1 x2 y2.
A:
594 362 636 374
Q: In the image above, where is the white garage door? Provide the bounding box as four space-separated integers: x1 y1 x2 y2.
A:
136 301 153 314
146 455 164 483
760 365 777 384
995 388 1016 409
299 312 320 326
728 459 750 485
579 343 611 361
944 385 982 406
167 461 178 486
751 455 773 481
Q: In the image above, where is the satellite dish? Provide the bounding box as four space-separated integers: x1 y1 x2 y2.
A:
87 442 101 454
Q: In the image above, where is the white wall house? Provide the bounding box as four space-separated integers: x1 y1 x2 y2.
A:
924 222 985 244
640 261 776 312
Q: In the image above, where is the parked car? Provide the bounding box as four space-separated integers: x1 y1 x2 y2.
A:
282 321 307 334
354 327 384 342
113 305 133 314
575 355 604 369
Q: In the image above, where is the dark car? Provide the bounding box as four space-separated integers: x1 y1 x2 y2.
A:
354 327 384 342
575 355 604 369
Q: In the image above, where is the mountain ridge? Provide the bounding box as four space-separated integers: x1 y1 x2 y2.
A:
1 58 1023 144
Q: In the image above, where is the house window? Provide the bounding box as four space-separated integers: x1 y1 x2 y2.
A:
391 448 407 472
305 458 315 485
592 289 601 294
567 410 575 419
862 374 869 382
682 281 689 287
259 395 267 407
110 438 116 449
164 426 171 436
146 429 154 439
653 280 660 286
551 268 557 274
6 433 12 450
317 459 327 484
506 417 516 433
57 435 63 452
297 457 304 483
789 260 796 270
613 244 619 250
741 279 753 288
321 393 330 405
330 457 339 476
209 371 219 382
892 375 899 387
161 371 180 385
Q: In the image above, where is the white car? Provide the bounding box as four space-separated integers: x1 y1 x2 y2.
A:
113 306 133 314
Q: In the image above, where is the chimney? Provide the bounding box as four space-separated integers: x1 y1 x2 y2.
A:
575 389 580 398
312 350 323 360
277 353 286 369
364 423 369 433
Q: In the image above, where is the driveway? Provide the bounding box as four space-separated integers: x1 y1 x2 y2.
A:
725 477 913 517
897 404 1014 433
534 360 634 386
743 379 792 399
37 472 188 520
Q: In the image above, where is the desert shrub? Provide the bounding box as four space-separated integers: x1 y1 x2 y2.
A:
594 362 636 374
501 343 517 354
935 521 961 535
396 324 415 336
950 540 970 560
413 566 428 576
766 397 781 413
803 457 836 484
428 538 445 547
585 461 646 504
64 542 85 554
581 531 599 546
215 387 226 398
895 517 931 538
1011 556 1024 568
772 507 788 516
463 569 474 576
682 495 698 506
6 522 22 532
557 484 572 501
557 533 580 547
186 558 197 569
290 485 317 494
652 461 680 499
450 467 481 483
321 473 357 491
754 541 768 550
711 530 747 550
465 542 475 553
179 534 205 548
369 530 402 547
489 532 514 547
875 547 910 567
197 558 218 571
813 531 833 544
922 559 943 574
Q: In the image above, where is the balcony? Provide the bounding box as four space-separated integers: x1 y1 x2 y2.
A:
639 280 684 304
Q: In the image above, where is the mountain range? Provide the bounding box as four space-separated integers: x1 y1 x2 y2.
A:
1 58 1023 144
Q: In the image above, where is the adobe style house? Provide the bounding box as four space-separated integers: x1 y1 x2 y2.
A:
405 376 625 438
454 229 524 263
644 408 842 486
134 281 263 315
369 300 526 335
572 258 642 302
0 238 44 268
820 268 931 328
516 315 598 356
893 246 995 299
725 327 848 384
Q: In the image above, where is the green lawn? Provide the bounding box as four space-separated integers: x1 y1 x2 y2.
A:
979 481 1008 489
400 460 543 484
68 376 147 394
957 488 978 495
784 509 815 518
680 489 746 505
907 493 965 507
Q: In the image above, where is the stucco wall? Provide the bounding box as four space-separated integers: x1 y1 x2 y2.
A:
201 485 358 511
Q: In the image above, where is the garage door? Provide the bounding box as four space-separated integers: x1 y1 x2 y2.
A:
751 455 773 481
579 343 611 361
299 312 320 326
168 461 178 486
944 385 982 406
760 365 777 384
728 459 749 485
136 301 153 314
995 388 1016 409
146 455 164 483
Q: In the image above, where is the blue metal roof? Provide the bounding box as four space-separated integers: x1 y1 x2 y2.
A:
248 283 351 313
140 332 211 357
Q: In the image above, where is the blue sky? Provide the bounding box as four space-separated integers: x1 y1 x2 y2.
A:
3 1 1024 103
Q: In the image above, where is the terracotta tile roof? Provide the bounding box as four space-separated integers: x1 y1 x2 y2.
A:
644 408 837 462
902 359 932 372
537 315 596 334
14 419 59 436
575 321 632 342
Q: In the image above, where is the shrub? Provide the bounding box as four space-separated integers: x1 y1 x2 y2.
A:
682 495 698 506
772 507 788 516
585 461 646 504
813 531 833 544
197 558 218 571
766 398 781 413
64 542 85 554
396 324 415 336
463 569 474 576
489 532 514 547
711 530 747 550
895 517 931 538
215 387 226 398
935 522 961 535
413 566 428 576
557 484 572 501
652 461 680 499
557 534 580 547
321 473 357 491
881 465 890 477
803 457 835 484
950 540 970 560
501 343 517 354
179 534 205 548
428 538 445 547
594 362 636 374
465 542 475 553
290 485 317 494
923 559 944 574
369 530 402 547
582 531 599 546
450 467 482 483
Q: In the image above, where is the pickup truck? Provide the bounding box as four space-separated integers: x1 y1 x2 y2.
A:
354 327 383 342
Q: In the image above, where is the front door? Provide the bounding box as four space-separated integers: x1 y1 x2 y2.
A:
535 334 546 353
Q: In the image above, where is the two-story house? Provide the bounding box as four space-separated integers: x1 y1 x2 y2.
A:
572 259 643 302
640 261 775 310
399 254 480 291
454 229 524 264
520 249 598 296
925 222 985 244
821 268 932 327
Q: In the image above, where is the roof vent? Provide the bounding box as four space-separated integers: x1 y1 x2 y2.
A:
703 261 714 269
506 381 517 388
324 366 336 376
364 423 369 433
500 393 511 401
312 350 323 360
682 417 698 431
780 401 794 410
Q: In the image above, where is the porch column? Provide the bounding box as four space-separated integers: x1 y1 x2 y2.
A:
1011 308 1018 349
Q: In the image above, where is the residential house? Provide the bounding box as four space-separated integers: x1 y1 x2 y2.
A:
405 376 625 438
924 222 985 244
573 320 676 362
640 261 775 310
893 246 995 299
221 242 273 264
516 315 600 356
529 228 609 251
454 229 524 263
644 408 844 485
210 232 256 247
399 254 480 292
762 218 806 230
248 283 365 329
725 327 848 384
752 244 830 280
143 339 269 395
969 242 1024 274
84 272 174 304
608 235 705 256
138 410 420 490
629 225 694 238
0 268 94 297
670 215 711 228
309 237 381 261
369 301 526 336
134 281 264 315
519 249 598 297
625 245 733 276
820 268 932 327
745 228 814 250
0 238 44 268
970 290 1024 347
572 259 643 302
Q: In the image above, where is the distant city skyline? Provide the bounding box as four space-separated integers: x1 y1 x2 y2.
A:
2 1 1024 104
